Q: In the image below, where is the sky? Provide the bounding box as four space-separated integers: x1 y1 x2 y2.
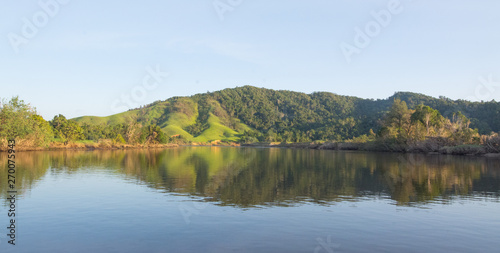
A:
1 0 500 120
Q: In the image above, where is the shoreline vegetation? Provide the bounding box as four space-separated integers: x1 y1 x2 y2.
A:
241 140 500 157
2 140 500 158
1 88 499 156
0 141 179 152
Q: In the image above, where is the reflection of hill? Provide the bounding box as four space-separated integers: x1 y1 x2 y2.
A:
2 148 500 207
213 151 500 206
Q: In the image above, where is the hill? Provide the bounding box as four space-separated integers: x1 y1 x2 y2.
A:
73 86 500 142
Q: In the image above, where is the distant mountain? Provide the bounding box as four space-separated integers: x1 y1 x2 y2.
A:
73 86 500 142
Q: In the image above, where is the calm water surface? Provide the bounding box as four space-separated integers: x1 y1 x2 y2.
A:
1 147 499 252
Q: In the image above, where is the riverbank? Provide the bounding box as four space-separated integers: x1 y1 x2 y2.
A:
3 139 500 157
241 141 500 157
0 140 178 152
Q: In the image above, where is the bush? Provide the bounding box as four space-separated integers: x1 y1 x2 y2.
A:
482 134 500 153
439 145 486 155
115 134 127 144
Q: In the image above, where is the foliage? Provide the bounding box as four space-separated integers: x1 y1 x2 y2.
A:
72 86 500 144
140 124 169 144
3 87 500 148
0 96 53 147
50 114 85 144
482 133 500 152
30 115 54 147
77 119 171 145
379 100 480 146
0 96 35 139
410 104 445 136
114 134 126 144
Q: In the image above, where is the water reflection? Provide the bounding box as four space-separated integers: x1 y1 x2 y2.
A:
1 147 499 207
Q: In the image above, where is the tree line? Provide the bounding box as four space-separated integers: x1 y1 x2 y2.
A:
0 97 170 148
193 86 500 143
1 92 499 151
379 99 480 145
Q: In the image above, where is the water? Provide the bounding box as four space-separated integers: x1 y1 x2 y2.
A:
1 147 499 252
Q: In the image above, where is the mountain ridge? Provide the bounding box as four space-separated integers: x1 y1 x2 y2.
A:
73 86 500 142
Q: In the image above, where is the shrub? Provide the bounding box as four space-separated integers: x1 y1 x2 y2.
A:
439 145 486 155
115 134 127 144
482 134 500 153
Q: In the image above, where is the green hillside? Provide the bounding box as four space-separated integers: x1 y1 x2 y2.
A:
72 86 500 142
73 96 251 143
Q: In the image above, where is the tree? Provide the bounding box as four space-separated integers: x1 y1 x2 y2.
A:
449 112 477 144
411 105 443 136
264 129 277 142
125 117 142 144
0 96 53 147
50 115 84 144
140 124 169 144
0 96 34 139
114 134 127 144
452 111 471 131
31 115 54 146
384 99 411 140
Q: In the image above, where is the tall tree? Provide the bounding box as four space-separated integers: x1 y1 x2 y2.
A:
50 115 84 144
0 96 53 147
384 99 410 139
0 96 34 139
411 105 444 135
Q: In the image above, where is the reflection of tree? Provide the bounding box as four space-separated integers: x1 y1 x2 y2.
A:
2 148 499 207
376 154 492 205
0 152 50 203
214 149 364 206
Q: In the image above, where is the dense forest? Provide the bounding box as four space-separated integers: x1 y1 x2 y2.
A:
1 86 500 152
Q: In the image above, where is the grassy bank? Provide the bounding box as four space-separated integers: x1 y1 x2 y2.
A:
0 139 178 152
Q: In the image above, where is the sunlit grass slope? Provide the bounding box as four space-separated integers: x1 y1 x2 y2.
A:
73 97 251 143
73 110 140 125
193 113 239 142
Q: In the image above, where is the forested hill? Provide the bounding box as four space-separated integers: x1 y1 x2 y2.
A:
73 86 500 142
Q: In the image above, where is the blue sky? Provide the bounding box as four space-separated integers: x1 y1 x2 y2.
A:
1 0 499 119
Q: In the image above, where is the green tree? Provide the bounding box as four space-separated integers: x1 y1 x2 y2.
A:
141 124 169 144
31 115 54 146
383 99 411 140
114 134 127 144
411 105 443 135
0 96 53 147
50 115 84 144
0 96 34 139
449 112 477 144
